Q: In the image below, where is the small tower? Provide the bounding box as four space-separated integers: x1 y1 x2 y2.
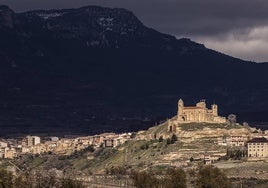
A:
196 99 206 109
211 104 218 116
168 119 176 132
177 99 184 121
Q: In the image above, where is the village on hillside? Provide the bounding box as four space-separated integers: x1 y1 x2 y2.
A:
1 100 267 161
1 99 268 185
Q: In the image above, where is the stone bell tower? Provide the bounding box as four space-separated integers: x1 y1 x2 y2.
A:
177 99 184 121
211 104 218 116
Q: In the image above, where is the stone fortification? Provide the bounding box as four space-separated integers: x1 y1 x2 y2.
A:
177 99 226 123
168 99 226 132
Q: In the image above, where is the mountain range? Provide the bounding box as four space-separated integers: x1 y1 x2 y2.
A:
0 5 268 136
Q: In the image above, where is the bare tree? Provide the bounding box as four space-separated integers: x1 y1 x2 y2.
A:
227 114 237 125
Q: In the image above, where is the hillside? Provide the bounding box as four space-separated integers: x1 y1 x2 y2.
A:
7 121 256 176
0 5 268 135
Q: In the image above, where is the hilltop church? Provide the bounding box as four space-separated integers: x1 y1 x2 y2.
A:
168 99 226 132
177 99 226 123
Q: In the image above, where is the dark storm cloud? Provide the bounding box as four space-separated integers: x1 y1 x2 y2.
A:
2 0 268 61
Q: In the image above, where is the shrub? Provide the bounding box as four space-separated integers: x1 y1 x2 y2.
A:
0 169 14 188
131 171 160 188
0 169 86 188
106 166 127 176
196 165 230 188
140 143 149 150
165 168 186 188
171 134 177 144
166 138 171 145
60 178 84 188
131 168 187 188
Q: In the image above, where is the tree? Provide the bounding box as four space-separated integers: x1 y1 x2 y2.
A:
196 166 230 188
0 169 86 188
140 143 149 150
0 169 14 188
227 114 237 125
60 178 84 188
131 171 160 188
130 132 136 139
166 138 171 145
131 168 186 188
165 168 187 188
158 136 163 142
106 166 127 176
171 134 178 144
190 157 194 162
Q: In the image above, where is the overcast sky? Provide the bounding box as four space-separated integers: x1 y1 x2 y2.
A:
2 0 268 62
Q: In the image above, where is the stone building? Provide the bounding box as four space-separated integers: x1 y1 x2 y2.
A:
167 99 226 132
26 136 41 146
247 137 268 158
177 99 226 123
4 148 16 159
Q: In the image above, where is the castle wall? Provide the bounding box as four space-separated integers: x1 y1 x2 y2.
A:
177 99 226 123
182 108 207 122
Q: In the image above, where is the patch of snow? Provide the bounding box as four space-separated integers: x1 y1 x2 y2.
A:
88 41 100 46
11 61 17 68
98 17 114 28
106 18 114 22
37 12 63 20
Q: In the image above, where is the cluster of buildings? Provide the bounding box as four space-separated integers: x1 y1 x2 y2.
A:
170 99 268 160
0 140 17 159
217 136 250 147
139 99 268 163
1 99 268 162
0 132 132 159
217 130 268 159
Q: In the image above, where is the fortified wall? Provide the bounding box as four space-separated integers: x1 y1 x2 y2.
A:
168 99 226 132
